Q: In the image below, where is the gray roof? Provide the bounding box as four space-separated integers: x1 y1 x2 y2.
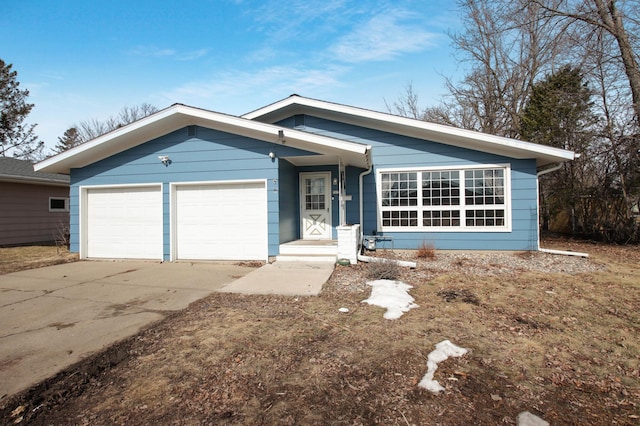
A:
0 157 70 186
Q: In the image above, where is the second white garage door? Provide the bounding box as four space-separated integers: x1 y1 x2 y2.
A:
173 181 268 261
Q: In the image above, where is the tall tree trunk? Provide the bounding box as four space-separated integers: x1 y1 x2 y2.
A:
592 0 640 123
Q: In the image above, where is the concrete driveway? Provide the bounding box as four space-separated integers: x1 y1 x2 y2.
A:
0 260 255 398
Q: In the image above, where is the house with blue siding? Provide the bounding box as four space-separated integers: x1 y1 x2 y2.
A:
35 95 575 262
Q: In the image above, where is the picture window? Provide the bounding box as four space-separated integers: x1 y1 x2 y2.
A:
379 166 509 231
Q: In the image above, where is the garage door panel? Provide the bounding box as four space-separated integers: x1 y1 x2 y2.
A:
86 186 162 259
175 181 267 261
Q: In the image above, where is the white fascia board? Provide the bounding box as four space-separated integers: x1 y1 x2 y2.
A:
35 104 370 174
243 96 302 120
35 105 186 174
244 95 576 166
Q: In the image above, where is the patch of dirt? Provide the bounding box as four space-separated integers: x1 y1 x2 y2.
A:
1 237 639 425
437 288 480 305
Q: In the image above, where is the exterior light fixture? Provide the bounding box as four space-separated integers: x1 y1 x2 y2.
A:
158 155 171 166
269 151 276 160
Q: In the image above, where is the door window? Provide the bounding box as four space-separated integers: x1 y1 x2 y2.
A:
305 177 326 210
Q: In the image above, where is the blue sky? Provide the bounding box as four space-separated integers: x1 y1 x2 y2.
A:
2 0 463 152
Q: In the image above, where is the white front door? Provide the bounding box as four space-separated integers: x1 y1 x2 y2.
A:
300 172 332 240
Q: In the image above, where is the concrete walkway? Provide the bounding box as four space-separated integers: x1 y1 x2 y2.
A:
217 261 335 296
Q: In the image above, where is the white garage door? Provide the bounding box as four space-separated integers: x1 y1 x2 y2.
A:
174 181 268 261
85 186 162 259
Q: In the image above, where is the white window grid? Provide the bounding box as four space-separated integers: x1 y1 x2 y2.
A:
378 166 510 232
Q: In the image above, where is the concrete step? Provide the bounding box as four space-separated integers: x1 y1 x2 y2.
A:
279 241 338 257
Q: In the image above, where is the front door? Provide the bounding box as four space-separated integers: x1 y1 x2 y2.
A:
300 172 332 240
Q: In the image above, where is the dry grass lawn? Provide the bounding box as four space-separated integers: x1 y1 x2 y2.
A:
0 245 77 275
1 239 639 425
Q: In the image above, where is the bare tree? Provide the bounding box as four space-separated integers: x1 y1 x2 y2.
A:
531 0 640 123
583 23 640 240
385 83 425 119
390 1 568 137
117 103 159 126
74 103 159 143
441 0 569 137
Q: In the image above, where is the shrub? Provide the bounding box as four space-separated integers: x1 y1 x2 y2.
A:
366 258 401 280
54 221 70 252
416 241 436 260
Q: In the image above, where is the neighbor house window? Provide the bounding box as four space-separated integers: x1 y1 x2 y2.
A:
49 197 69 212
378 166 510 231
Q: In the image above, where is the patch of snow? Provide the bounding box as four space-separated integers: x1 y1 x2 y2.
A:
517 411 549 426
338 307 349 313
362 279 418 320
418 340 468 393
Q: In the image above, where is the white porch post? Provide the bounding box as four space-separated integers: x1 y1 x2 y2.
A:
338 159 346 226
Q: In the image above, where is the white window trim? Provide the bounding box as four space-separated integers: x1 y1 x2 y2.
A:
49 197 69 212
376 164 512 233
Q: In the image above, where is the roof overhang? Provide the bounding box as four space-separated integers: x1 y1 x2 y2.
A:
0 175 69 187
35 104 371 174
244 95 576 168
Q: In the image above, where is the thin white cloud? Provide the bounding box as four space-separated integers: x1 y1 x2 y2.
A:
130 45 176 58
128 45 209 61
242 2 439 64
330 9 438 63
176 49 210 61
159 64 348 110
251 0 348 28
244 0 356 45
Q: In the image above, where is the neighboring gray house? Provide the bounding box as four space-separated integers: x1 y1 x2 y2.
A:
0 157 70 246
35 95 575 261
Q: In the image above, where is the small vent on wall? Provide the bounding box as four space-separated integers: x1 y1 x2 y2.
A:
187 125 197 137
294 114 305 128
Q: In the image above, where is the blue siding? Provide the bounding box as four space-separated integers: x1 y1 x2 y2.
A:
68 185 79 251
278 159 299 243
69 126 314 259
345 166 362 225
278 115 540 251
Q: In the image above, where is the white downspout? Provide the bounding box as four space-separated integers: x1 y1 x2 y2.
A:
357 252 417 268
356 162 417 268
355 147 419 267
358 151 373 244
536 162 588 257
